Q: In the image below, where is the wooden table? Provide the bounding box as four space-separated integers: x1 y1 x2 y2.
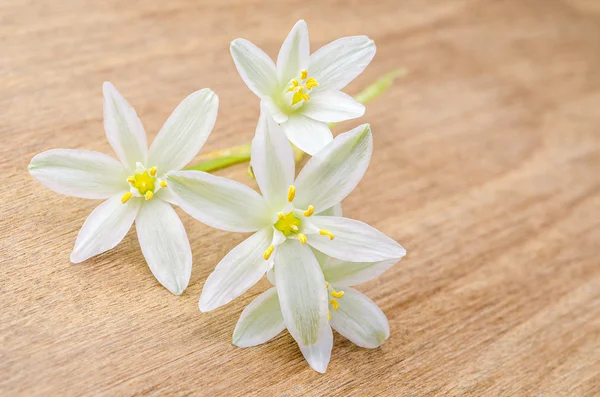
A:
2 0 599 395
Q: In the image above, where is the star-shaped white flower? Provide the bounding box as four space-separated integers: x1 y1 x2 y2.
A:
233 232 398 373
230 20 376 155
166 111 405 348
28 82 219 295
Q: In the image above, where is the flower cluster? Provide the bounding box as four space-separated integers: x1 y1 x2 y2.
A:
28 20 405 373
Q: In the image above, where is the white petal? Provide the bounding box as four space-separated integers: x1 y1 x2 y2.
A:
136 199 192 295
261 97 288 124
307 216 406 262
316 203 343 217
233 287 285 348
277 20 310 84
280 114 332 156
330 287 389 348
70 194 140 263
322 258 400 286
275 240 328 346
29 149 127 199
148 89 218 172
299 324 333 374
230 39 278 98
103 82 148 170
302 91 365 123
154 186 178 206
167 170 271 232
199 228 273 311
293 124 372 212
309 36 376 91
251 110 295 210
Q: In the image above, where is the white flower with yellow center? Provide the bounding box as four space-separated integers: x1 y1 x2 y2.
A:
166 112 405 349
233 233 399 373
230 20 376 155
28 82 218 295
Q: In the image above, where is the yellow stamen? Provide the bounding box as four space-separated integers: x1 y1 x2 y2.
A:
277 212 285 220
149 166 157 176
121 192 133 204
126 176 136 184
330 300 339 311
292 89 304 105
301 69 308 79
301 93 310 102
290 224 299 232
160 180 167 188
287 79 299 92
332 290 344 299
328 310 332 321
305 78 319 90
303 205 314 217
145 190 153 200
263 245 274 260
298 233 307 244
325 282 329 288
319 229 334 240
287 185 296 202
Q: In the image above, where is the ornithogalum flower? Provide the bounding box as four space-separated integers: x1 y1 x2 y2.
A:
233 236 400 373
230 20 376 155
28 82 219 295
166 111 405 349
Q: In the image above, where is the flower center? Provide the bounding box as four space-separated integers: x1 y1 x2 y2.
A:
121 164 168 204
286 69 319 106
326 282 345 320
274 211 301 236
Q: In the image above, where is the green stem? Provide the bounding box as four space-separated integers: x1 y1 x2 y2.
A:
185 68 406 173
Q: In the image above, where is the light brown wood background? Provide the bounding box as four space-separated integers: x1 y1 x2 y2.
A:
1 0 599 395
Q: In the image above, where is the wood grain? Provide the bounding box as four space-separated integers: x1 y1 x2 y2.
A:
1 0 599 395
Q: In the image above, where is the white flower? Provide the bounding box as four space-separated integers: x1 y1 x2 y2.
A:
28 82 219 295
230 20 376 155
166 112 405 349
233 238 398 373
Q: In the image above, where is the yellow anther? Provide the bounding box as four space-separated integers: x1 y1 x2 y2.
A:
145 190 154 200
332 290 344 299
298 233 307 244
290 224 299 232
305 78 319 90
263 245 274 260
126 176 136 184
121 192 133 204
303 205 314 217
330 300 339 311
325 282 329 288
149 166 157 176
301 69 308 79
277 212 285 220
160 180 168 188
328 310 332 321
287 185 296 202
319 229 334 240
287 79 299 92
301 93 310 102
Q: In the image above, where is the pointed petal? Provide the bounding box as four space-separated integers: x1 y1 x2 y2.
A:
261 97 288 124
233 287 285 347
251 110 295 210
322 258 400 286
299 325 333 374
70 194 140 263
135 199 192 295
167 170 271 232
293 124 372 212
307 216 406 262
275 240 328 346
148 89 218 172
302 91 365 123
280 115 332 156
330 287 389 348
277 20 310 84
230 39 278 98
309 36 376 91
199 228 273 311
29 149 127 199
103 82 148 170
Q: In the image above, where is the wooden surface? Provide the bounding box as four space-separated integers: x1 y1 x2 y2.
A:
1 0 599 395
